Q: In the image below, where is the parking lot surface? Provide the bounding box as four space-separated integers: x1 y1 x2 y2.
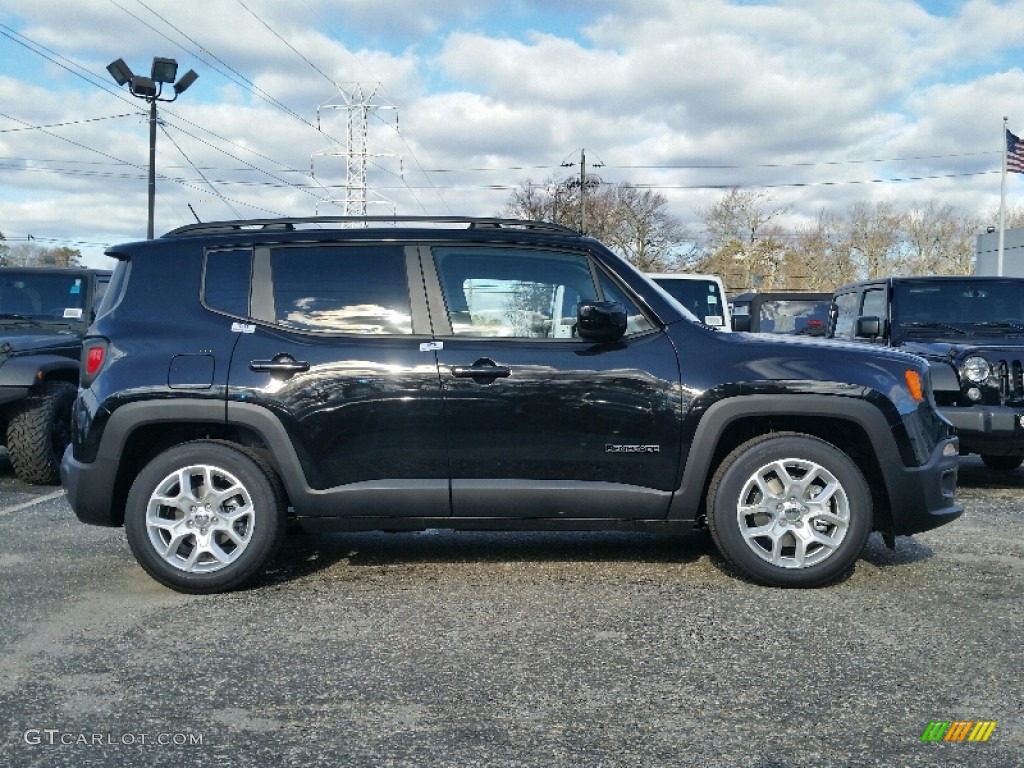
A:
0 451 1021 767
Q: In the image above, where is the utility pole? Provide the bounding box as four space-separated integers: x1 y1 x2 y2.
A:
561 148 603 235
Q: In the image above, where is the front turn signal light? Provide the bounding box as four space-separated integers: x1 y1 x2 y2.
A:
904 370 924 402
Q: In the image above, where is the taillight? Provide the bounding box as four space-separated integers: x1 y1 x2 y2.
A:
81 339 109 386
86 346 105 375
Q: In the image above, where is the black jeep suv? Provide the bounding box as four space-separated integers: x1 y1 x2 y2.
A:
829 276 1024 471
1 266 110 483
61 217 962 593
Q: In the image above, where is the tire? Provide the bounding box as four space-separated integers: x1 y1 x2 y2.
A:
124 441 286 594
6 380 77 485
707 433 872 588
980 454 1023 471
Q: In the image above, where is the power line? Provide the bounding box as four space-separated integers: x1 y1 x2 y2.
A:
0 113 137 133
158 123 244 219
234 0 336 87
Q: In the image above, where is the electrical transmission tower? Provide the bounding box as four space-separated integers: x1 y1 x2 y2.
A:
311 83 401 217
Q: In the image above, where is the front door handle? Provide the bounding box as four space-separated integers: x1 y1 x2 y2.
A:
449 359 511 381
250 354 310 375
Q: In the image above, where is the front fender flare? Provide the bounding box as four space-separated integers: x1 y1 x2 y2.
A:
668 394 904 521
0 355 78 387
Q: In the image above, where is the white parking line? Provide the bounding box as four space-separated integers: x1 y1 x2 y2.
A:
0 489 66 517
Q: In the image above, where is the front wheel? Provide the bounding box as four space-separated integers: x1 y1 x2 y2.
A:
980 454 1023 471
707 433 872 587
124 441 286 594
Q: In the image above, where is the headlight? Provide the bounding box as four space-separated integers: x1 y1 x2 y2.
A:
963 355 992 384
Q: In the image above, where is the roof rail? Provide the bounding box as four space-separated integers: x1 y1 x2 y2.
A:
163 216 581 238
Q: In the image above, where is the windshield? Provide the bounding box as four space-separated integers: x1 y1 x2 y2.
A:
651 278 726 328
893 281 1024 338
0 272 88 320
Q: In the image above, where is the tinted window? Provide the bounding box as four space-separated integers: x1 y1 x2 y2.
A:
653 278 724 327
832 292 858 339
204 249 252 317
434 247 598 338
861 289 887 320
96 262 129 319
759 299 829 335
596 269 655 335
0 272 87 318
271 245 412 334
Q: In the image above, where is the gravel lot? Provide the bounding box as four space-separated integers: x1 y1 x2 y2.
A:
0 450 1021 768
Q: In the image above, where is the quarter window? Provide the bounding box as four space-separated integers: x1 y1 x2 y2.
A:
204 249 252 317
270 245 412 334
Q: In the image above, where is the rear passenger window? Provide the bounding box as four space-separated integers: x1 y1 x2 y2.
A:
270 245 412 334
204 249 252 317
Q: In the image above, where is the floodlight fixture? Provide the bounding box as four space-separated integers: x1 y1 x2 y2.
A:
129 76 157 98
106 58 133 86
173 69 199 95
151 57 179 84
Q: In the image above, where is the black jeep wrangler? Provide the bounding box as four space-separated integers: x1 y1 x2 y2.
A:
61 217 961 593
1 267 110 483
828 275 1024 471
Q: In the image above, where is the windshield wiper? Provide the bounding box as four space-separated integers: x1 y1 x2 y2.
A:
0 312 47 328
971 321 1024 333
901 321 967 336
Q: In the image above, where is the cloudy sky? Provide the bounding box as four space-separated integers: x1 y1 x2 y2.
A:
2 0 1024 267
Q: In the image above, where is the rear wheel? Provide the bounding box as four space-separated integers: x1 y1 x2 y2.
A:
124 441 286 594
6 380 77 485
707 433 872 587
980 454 1023 471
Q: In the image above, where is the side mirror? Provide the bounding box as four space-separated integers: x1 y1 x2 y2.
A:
855 316 882 339
577 301 627 341
732 315 752 332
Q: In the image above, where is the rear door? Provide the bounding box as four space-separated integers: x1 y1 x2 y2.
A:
425 244 683 519
222 242 449 517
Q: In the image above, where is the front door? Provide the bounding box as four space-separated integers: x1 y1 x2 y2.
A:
425 244 683 519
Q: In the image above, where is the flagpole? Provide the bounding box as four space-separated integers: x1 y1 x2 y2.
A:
999 116 1007 277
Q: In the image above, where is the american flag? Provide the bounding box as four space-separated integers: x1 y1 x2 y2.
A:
1007 129 1024 174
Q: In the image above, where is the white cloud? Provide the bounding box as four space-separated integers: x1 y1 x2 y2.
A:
3 0 1024 266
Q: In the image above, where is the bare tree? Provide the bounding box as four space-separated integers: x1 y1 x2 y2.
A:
4 243 82 267
845 200 903 279
695 188 791 292
504 176 688 272
786 210 858 291
900 201 978 276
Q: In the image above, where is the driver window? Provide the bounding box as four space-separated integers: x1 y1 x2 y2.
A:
434 247 598 339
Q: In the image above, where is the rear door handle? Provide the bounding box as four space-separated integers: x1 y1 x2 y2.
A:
450 365 511 378
250 355 310 374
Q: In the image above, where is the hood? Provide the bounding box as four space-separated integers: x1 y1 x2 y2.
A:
900 339 1024 363
0 327 79 358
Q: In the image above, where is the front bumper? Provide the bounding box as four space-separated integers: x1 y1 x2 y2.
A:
939 404 1024 456
887 436 962 536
